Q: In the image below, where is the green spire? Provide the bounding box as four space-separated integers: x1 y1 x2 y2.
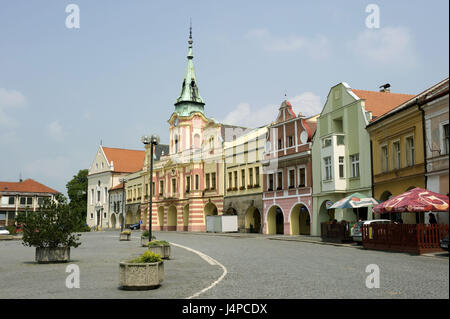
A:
174 24 205 116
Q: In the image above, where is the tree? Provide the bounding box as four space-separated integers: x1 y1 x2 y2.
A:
16 194 81 248
66 169 88 229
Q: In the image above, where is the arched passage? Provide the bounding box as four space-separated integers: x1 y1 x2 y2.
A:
158 206 165 230
245 207 261 233
225 207 237 215
142 207 148 229
119 214 124 228
110 213 117 229
183 204 189 231
266 206 284 235
125 210 133 226
204 202 218 225
290 204 311 235
319 200 334 225
167 205 177 231
379 191 392 220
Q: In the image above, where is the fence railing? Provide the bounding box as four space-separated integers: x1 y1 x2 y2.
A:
362 223 448 254
321 222 353 243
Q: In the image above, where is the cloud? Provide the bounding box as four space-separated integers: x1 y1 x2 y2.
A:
246 28 330 59
47 120 65 141
0 88 27 127
351 26 417 66
222 92 322 128
23 155 71 192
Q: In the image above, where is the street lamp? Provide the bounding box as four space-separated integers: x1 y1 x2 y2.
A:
141 134 160 241
119 177 127 232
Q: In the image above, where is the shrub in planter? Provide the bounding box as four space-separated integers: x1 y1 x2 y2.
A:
120 229 131 241
119 250 164 290
146 240 171 259
140 230 156 246
15 194 81 263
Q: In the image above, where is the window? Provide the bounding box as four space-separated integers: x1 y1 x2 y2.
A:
234 171 238 189
97 190 101 203
298 167 306 187
278 139 282 150
104 187 107 203
337 135 345 145
27 197 32 205
393 141 401 170
255 167 260 186
20 197 25 205
159 180 164 195
443 124 449 155
195 174 199 190
172 179 177 195
8 197 15 205
322 138 332 148
90 213 94 219
248 168 253 186
324 157 332 180
91 189 94 204
277 171 283 190
381 145 388 172
288 136 293 147
405 136 414 166
228 172 232 189
268 174 274 191
152 182 155 196
174 135 179 153
211 173 216 190
339 157 345 178
289 169 295 188
350 154 360 177
38 197 44 206
205 173 210 190
241 169 245 188
186 176 191 193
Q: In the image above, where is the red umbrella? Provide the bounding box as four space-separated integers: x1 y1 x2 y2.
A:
373 187 449 214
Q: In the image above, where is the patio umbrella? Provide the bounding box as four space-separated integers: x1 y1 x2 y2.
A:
328 193 380 209
372 187 449 214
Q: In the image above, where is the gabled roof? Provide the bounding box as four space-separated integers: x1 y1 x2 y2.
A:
102 146 145 173
351 89 415 119
0 179 59 194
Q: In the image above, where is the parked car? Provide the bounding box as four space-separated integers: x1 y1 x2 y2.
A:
129 223 140 230
352 219 392 243
0 226 10 235
440 236 449 252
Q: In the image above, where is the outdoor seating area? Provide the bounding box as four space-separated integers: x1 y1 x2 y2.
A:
362 223 449 254
320 222 353 243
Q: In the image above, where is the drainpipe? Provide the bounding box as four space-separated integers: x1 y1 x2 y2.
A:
418 100 428 189
369 140 374 220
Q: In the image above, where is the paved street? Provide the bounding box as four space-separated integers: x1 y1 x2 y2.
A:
0 231 448 299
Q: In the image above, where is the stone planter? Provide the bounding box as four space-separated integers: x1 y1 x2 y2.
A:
141 237 149 247
148 244 171 259
119 261 164 290
120 233 131 241
35 247 70 263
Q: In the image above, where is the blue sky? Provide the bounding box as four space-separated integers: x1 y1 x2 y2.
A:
0 0 448 195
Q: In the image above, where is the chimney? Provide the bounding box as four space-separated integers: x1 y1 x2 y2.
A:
379 83 391 93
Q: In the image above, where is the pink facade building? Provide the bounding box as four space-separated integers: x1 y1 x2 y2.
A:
262 100 317 235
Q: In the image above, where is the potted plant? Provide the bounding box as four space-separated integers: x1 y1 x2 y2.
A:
140 230 156 246
120 229 131 241
147 240 171 259
16 194 81 263
119 250 164 290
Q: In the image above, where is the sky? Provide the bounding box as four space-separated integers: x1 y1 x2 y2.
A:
0 0 448 196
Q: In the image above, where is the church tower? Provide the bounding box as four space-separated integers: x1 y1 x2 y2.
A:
174 25 205 117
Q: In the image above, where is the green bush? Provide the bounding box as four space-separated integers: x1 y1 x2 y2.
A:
141 230 156 240
15 194 81 249
130 250 162 263
147 240 170 247
6 225 16 234
121 230 131 235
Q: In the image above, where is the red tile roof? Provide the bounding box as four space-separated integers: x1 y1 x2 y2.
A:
110 183 124 191
102 147 145 173
351 89 415 119
0 179 59 194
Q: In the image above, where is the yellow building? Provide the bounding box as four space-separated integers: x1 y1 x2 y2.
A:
367 93 426 224
223 126 267 233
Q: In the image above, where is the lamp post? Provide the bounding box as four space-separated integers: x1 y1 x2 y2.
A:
119 178 127 232
141 134 160 241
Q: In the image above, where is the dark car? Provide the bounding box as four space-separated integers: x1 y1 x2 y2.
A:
440 236 449 252
129 223 140 230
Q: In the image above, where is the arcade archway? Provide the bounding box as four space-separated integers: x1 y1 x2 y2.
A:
290 204 311 235
245 207 261 233
266 206 284 235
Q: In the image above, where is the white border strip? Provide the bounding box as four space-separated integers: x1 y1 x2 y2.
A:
171 242 228 299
